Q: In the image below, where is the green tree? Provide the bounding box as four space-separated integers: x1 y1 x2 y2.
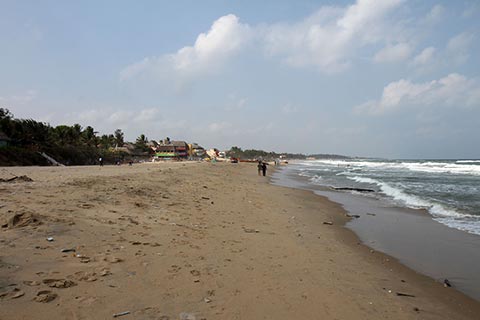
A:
81 126 97 146
52 125 72 145
135 134 148 151
0 108 14 137
114 129 124 147
99 134 115 149
227 146 243 158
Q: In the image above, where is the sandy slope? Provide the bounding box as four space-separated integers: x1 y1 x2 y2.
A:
0 162 479 320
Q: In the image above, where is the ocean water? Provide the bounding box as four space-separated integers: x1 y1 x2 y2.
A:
291 159 480 235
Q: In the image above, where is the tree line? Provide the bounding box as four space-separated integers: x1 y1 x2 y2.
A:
0 108 151 165
226 146 307 160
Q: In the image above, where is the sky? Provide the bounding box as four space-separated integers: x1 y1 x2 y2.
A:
1 0 479 159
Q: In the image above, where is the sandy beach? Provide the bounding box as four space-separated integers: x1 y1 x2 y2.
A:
1 162 480 320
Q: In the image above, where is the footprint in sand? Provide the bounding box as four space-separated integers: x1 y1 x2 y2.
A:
190 270 201 277
23 280 41 286
0 288 25 300
71 271 98 282
168 265 182 273
43 278 77 288
103 256 124 263
78 203 95 209
34 290 57 303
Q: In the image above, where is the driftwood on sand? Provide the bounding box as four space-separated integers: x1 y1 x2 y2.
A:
331 187 375 193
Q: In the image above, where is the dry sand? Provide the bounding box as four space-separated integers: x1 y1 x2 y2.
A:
1 162 479 320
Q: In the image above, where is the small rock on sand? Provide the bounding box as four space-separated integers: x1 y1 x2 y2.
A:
179 312 196 320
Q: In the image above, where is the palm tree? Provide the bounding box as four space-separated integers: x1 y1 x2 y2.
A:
114 129 124 147
135 134 148 151
81 126 97 147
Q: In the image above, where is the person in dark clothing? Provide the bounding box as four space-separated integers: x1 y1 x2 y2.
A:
99 157 104 166
262 162 267 176
257 160 263 176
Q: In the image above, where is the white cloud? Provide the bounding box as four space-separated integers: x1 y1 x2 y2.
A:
413 47 436 65
281 104 299 114
264 0 405 72
355 73 480 114
446 32 475 64
0 90 38 114
171 14 250 71
0 90 38 105
119 57 152 82
225 94 247 111
121 0 408 79
133 108 159 123
423 4 445 25
73 107 162 131
462 2 480 18
374 42 412 63
107 110 133 126
120 14 251 82
208 121 232 133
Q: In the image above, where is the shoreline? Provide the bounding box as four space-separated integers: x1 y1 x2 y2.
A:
1 162 479 319
271 163 480 301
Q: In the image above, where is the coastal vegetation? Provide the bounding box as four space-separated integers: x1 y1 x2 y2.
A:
0 108 149 166
226 146 350 161
0 108 349 166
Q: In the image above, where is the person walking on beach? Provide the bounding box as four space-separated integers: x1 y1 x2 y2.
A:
257 160 263 176
99 157 103 166
262 162 267 176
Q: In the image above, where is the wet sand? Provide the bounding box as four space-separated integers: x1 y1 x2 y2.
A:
1 162 480 319
272 164 480 301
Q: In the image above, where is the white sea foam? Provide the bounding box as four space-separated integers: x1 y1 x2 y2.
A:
402 162 480 175
434 217 480 235
346 176 478 220
298 171 311 177
302 159 480 176
298 160 480 236
309 175 323 184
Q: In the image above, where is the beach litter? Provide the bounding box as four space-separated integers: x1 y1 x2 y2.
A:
75 254 91 263
61 248 76 253
332 187 374 193
396 292 416 297
46 237 54 242
0 175 33 183
179 312 196 320
346 214 360 219
113 311 131 318
323 221 333 225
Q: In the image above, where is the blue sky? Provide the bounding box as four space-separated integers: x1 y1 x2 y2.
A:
1 0 479 158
